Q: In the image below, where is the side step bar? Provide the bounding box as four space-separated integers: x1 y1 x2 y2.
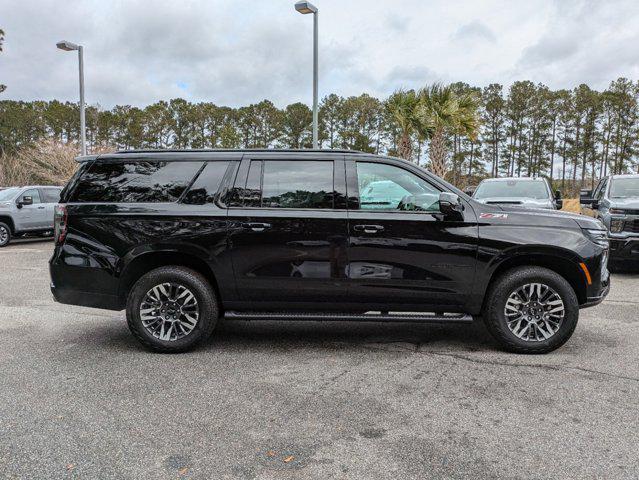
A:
224 311 473 323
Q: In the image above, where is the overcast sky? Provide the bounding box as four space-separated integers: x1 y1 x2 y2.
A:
1 0 639 108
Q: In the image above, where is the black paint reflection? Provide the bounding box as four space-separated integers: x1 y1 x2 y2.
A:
72 161 203 203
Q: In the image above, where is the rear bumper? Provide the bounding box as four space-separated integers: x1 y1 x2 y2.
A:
50 282 123 310
49 255 124 311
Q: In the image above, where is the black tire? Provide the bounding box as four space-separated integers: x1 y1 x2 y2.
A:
126 266 219 353
483 266 579 354
0 222 11 247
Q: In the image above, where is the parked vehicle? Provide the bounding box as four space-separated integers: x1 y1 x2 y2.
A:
50 149 609 354
580 174 639 264
0 186 63 247
473 177 562 210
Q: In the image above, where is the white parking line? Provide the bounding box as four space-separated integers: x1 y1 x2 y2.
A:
0 249 46 253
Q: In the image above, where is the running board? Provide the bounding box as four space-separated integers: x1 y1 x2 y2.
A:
224 311 473 323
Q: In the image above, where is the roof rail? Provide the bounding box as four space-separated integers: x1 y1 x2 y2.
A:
111 148 367 155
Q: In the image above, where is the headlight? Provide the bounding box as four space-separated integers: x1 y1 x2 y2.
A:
583 228 609 247
609 208 625 214
610 219 624 233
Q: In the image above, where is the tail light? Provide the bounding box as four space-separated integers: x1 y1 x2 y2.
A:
54 204 68 245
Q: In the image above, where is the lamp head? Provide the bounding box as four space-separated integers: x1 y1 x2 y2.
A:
56 40 79 51
295 1 318 14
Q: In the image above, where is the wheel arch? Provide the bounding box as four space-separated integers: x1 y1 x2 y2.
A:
482 249 588 310
0 215 15 234
117 249 223 310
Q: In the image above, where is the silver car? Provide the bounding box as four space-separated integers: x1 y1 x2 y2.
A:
472 177 562 210
580 174 639 264
0 186 63 247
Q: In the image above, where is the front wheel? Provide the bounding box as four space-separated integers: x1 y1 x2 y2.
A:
126 266 219 353
483 266 579 354
0 222 11 247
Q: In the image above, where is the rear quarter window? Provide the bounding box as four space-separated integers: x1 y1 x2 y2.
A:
70 161 203 203
182 161 231 205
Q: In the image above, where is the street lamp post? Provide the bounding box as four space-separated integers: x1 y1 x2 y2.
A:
56 40 86 156
294 1 319 149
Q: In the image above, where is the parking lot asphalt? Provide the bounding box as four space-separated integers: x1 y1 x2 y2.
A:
0 240 638 479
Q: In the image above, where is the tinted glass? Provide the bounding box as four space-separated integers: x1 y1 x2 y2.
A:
357 162 439 212
42 188 61 203
72 161 202 203
182 161 230 205
609 177 639 198
22 189 42 204
243 160 263 207
262 160 334 209
474 180 549 200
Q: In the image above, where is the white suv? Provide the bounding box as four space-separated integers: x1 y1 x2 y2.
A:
0 186 63 247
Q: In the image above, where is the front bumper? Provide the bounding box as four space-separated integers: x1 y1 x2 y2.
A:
581 280 610 308
608 236 639 260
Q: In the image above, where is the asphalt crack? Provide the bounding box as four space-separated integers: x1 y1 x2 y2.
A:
421 350 639 383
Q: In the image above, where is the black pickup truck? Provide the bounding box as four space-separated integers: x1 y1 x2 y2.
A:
50 149 610 353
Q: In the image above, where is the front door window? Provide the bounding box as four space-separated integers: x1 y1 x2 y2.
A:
356 162 440 212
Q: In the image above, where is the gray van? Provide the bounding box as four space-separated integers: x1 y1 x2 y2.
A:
0 186 62 247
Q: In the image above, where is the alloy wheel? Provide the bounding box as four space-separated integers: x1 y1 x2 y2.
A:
504 283 565 342
0 226 8 246
139 282 199 341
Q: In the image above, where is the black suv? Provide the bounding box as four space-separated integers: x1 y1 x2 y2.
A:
50 149 610 353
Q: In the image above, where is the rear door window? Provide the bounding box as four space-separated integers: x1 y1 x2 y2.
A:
261 160 334 209
71 161 203 203
41 188 61 203
230 160 335 209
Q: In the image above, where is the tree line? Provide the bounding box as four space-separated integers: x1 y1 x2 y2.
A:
1 78 639 191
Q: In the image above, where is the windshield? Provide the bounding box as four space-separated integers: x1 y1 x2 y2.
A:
609 177 639 198
0 188 20 202
474 180 549 200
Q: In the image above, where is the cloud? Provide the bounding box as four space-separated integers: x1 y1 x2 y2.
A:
452 21 496 44
1 0 639 107
514 0 639 88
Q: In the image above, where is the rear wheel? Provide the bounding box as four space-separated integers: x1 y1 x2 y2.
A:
126 266 219 352
483 266 579 354
0 222 11 247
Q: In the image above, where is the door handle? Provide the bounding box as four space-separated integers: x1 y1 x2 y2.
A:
37 206 45 209
242 222 271 232
353 224 384 234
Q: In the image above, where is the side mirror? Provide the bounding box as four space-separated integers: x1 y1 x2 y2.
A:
579 189 595 206
554 190 562 200
463 186 476 197
18 195 33 207
439 192 463 217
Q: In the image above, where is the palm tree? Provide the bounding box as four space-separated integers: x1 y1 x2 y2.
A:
417 84 480 178
385 90 427 161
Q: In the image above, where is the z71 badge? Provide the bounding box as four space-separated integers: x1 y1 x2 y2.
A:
479 213 509 219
